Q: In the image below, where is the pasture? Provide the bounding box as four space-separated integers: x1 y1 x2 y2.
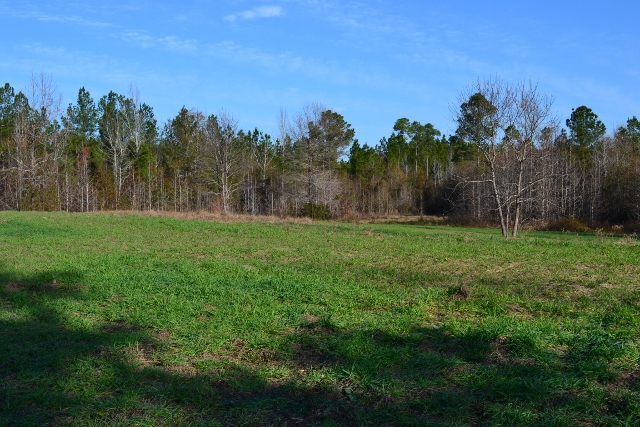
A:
0 212 639 426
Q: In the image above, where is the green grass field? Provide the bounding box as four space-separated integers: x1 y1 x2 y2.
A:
0 211 639 426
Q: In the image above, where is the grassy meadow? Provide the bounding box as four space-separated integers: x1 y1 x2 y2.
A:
0 211 639 426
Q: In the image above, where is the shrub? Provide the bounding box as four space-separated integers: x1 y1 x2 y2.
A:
546 217 590 233
301 202 332 220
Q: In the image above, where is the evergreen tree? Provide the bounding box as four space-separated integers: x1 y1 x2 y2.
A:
566 106 606 160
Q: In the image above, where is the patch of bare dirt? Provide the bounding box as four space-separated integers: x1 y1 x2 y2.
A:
197 351 218 361
102 322 143 334
197 304 218 321
488 335 510 364
165 363 198 377
571 284 593 295
253 250 270 259
453 285 471 300
419 335 465 359
123 340 159 369
154 330 172 341
4 282 21 292
599 282 618 289
198 339 280 365
486 336 535 366
506 303 534 319
300 318 336 337
291 343 345 369
609 369 640 390
303 313 320 323
45 279 63 290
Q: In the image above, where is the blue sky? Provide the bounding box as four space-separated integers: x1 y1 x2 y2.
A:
1 0 639 145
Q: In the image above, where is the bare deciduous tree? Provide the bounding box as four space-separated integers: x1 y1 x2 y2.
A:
202 111 244 213
279 102 354 216
99 92 131 208
8 73 62 210
453 77 558 237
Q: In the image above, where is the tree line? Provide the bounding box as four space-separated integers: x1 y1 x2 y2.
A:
1 75 638 233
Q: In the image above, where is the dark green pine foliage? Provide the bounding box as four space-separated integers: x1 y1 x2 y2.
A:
64 88 102 171
565 106 606 161
455 92 498 149
66 87 99 139
0 83 16 144
348 140 383 182
624 116 640 146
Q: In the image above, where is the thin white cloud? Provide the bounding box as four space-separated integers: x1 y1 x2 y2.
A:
120 32 156 48
5 43 196 106
0 6 111 27
118 27 378 86
171 14 189 23
115 27 405 93
224 6 283 23
35 13 111 27
119 32 198 52
158 36 198 52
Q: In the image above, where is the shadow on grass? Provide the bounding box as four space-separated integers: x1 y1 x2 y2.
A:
0 267 355 426
286 321 640 426
1 268 639 426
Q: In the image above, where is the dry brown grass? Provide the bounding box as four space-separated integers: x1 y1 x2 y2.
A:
88 210 315 224
361 214 445 225
92 210 451 226
616 233 638 246
197 339 281 366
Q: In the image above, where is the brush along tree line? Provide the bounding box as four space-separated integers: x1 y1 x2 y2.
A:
0 75 639 232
